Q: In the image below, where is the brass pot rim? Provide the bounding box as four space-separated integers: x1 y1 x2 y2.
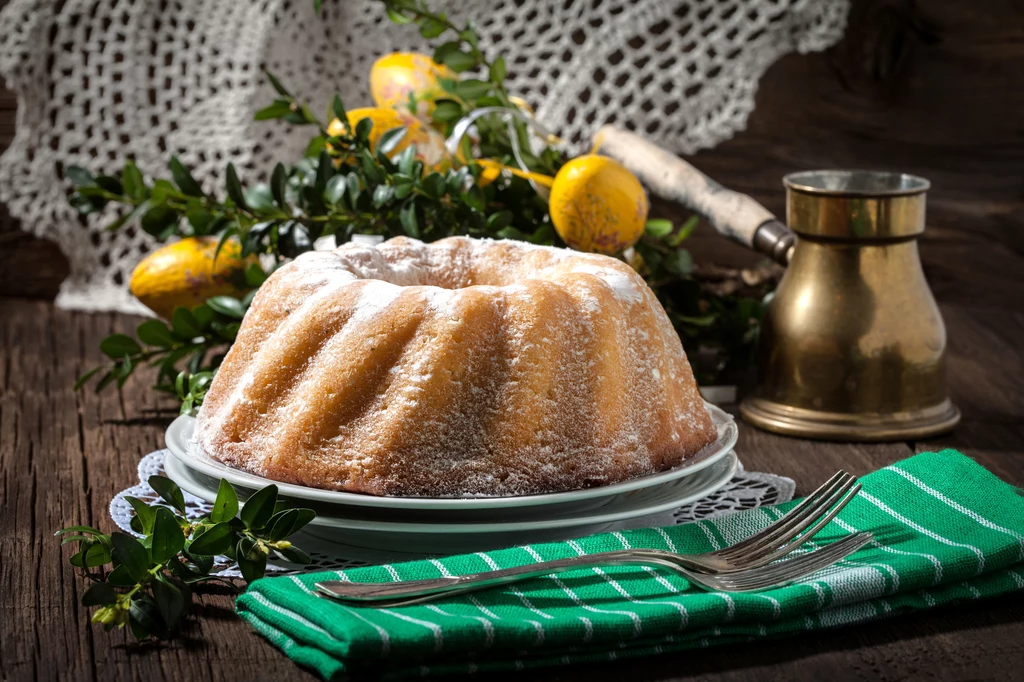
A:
784 170 930 198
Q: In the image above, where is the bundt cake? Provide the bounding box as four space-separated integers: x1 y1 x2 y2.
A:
195 236 716 497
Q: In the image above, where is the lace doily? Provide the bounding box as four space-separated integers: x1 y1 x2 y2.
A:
109 450 795 579
0 0 848 314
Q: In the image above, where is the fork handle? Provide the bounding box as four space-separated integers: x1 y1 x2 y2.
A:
315 549 680 604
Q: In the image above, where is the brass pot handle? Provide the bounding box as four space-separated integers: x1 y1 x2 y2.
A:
595 125 794 265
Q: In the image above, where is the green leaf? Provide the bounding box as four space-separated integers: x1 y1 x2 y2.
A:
129 595 165 639
274 544 312 565
99 334 141 359
263 509 315 545
396 146 416 177
225 163 248 210
60 534 94 547
244 183 276 213
93 371 117 394
372 184 394 209
188 522 235 556
454 79 491 100
74 366 104 391
262 69 292 98
95 175 124 195
206 296 247 320
376 127 408 156
185 208 212 235
192 304 215 331
81 582 118 607
111 533 151 581
107 563 136 587
170 307 201 339
314 150 333 192
664 249 694 276
393 175 415 200
148 476 187 515
83 541 113 567
169 156 204 197
211 479 239 523
125 496 157 535
140 205 180 238
345 172 361 209
431 100 464 123
66 166 95 187
55 524 103 537
668 215 699 246
355 116 373 143
460 27 479 48
645 219 673 238
135 320 175 348
152 574 189 631
151 507 186 563
305 135 327 158
489 55 507 83
487 211 513 231
464 185 486 212
122 160 146 200
443 50 478 73
244 262 268 287
270 163 288 208
422 173 446 200
236 549 267 584
239 485 278 531
325 175 346 205
332 95 351 135
400 201 419 238
432 42 461 66
385 6 413 24
359 150 385 184
419 18 448 38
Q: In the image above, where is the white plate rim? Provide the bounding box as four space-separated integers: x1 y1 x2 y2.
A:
166 402 738 510
164 451 738 533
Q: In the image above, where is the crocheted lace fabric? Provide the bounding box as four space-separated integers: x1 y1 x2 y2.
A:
0 0 848 313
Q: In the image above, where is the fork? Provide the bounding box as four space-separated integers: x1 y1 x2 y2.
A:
315 471 867 605
315 532 873 606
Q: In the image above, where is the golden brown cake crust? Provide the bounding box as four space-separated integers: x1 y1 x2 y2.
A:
196 236 716 497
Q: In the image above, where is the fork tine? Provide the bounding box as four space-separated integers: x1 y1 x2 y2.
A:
713 533 873 591
714 471 854 562
727 483 863 570
722 532 871 587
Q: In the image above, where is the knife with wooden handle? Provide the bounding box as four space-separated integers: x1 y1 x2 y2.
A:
595 125 795 265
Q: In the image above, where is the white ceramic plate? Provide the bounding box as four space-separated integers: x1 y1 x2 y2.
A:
164 450 737 555
165 402 738 511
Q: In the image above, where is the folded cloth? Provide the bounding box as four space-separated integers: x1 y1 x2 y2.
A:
236 450 1024 679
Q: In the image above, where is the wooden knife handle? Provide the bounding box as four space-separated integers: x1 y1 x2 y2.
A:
596 125 793 264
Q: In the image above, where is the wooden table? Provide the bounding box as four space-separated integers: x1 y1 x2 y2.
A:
3 1 1024 679
3 289 1023 681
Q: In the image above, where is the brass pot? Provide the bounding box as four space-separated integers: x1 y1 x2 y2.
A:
739 170 960 440
595 127 960 441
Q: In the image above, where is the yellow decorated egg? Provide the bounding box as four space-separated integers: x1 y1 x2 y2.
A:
370 52 455 117
327 107 449 172
548 155 648 254
129 237 255 320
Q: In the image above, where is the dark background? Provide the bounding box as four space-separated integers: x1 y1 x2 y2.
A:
3 0 1023 311
2 2 1024 680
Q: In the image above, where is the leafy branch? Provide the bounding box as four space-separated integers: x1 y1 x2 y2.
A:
58 476 314 639
75 293 256 407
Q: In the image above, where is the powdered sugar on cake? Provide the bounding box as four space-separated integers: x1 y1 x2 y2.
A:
195 236 716 497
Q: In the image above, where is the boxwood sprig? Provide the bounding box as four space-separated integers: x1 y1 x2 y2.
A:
75 292 256 407
57 476 315 640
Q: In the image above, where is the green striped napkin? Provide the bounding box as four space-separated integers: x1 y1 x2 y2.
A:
236 449 1024 679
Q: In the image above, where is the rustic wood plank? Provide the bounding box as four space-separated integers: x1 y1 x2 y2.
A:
3 295 1024 682
1 0 1023 679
